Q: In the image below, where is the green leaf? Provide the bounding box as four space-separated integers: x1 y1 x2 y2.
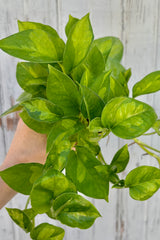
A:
110 144 129 173
46 118 84 152
18 20 60 38
6 208 33 233
23 208 37 220
44 139 71 171
20 98 63 123
46 65 81 116
89 117 105 133
0 29 64 63
63 13 94 74
71 64 86 82
16 62 48 95
66 146 109 200
52 192 101 229
19 109 53 134
92 37 123 62
30 168 76 213
153 119 160 135
86 71 128 104
0 163 43 195
65 15 79 37
132 71 160 97
101 97 157 139
16 91 32 103
30 223 65 240
80 85 105 120
0 104 22 118
125 166 160 200
84 46 105 76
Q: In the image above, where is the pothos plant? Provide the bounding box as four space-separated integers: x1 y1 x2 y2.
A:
0 13 160 239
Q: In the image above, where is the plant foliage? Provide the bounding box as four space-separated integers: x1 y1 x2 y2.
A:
0 13 160 239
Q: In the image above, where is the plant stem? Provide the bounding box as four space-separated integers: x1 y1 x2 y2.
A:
98 151 107 165
143 131 156 136
134 138 160 154
25 196 30 209
134 140 160 166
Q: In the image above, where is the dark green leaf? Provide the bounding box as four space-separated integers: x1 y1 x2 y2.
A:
0 104 22 118
80 85 105 120
0 29 64 63
18 20 59 38
101 97 157 139
46 118 84 152
16 62 48 95
65 15 79 37
52 192 101 229
85 46 105 76
6 208 33 233
92 37 123 62
0 163 43 195
63 13 94 74
46 65 81 116
110 144 129 173
132 71 160 98
20 98 63 123
30 168 76 213
125 166 160 200
66 146 109 200
30 223 65 240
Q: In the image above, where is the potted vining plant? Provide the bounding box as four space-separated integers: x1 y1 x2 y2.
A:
0 13 160 240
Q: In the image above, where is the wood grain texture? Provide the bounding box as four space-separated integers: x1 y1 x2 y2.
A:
0 0 160 240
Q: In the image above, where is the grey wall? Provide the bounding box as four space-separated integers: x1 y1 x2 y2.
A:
0 0 160 239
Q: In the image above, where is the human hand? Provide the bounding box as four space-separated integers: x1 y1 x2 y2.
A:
1 117 47 170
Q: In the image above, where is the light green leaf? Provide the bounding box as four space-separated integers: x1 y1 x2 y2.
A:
19 109 53 134
63 13 94 74
23 208 37 220
44 139 71 171
51 192 101 229
153 119 160 135
88 71 128 103
16 62 48 95
30 223 65 240
0 163 43 195
0 104 22 118
125 166 160 200
16 91 32 103
85 46 105 76
80 85 105 120
18 20 59 38
46 65 81 116
110 144 129 173
65 15 79 37
20 98 63 123
46 118 84 152
101 97 157 139
92 37 123 62
66 146 109 200
71 64 86 82
89 117 105 133
133 71 160 97
30 168 76 213
6 208 33 233
0 29 64 63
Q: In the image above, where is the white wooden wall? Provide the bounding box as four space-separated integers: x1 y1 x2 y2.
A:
0 0 160 239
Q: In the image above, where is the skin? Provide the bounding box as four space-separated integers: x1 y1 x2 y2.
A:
0 117 47 209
